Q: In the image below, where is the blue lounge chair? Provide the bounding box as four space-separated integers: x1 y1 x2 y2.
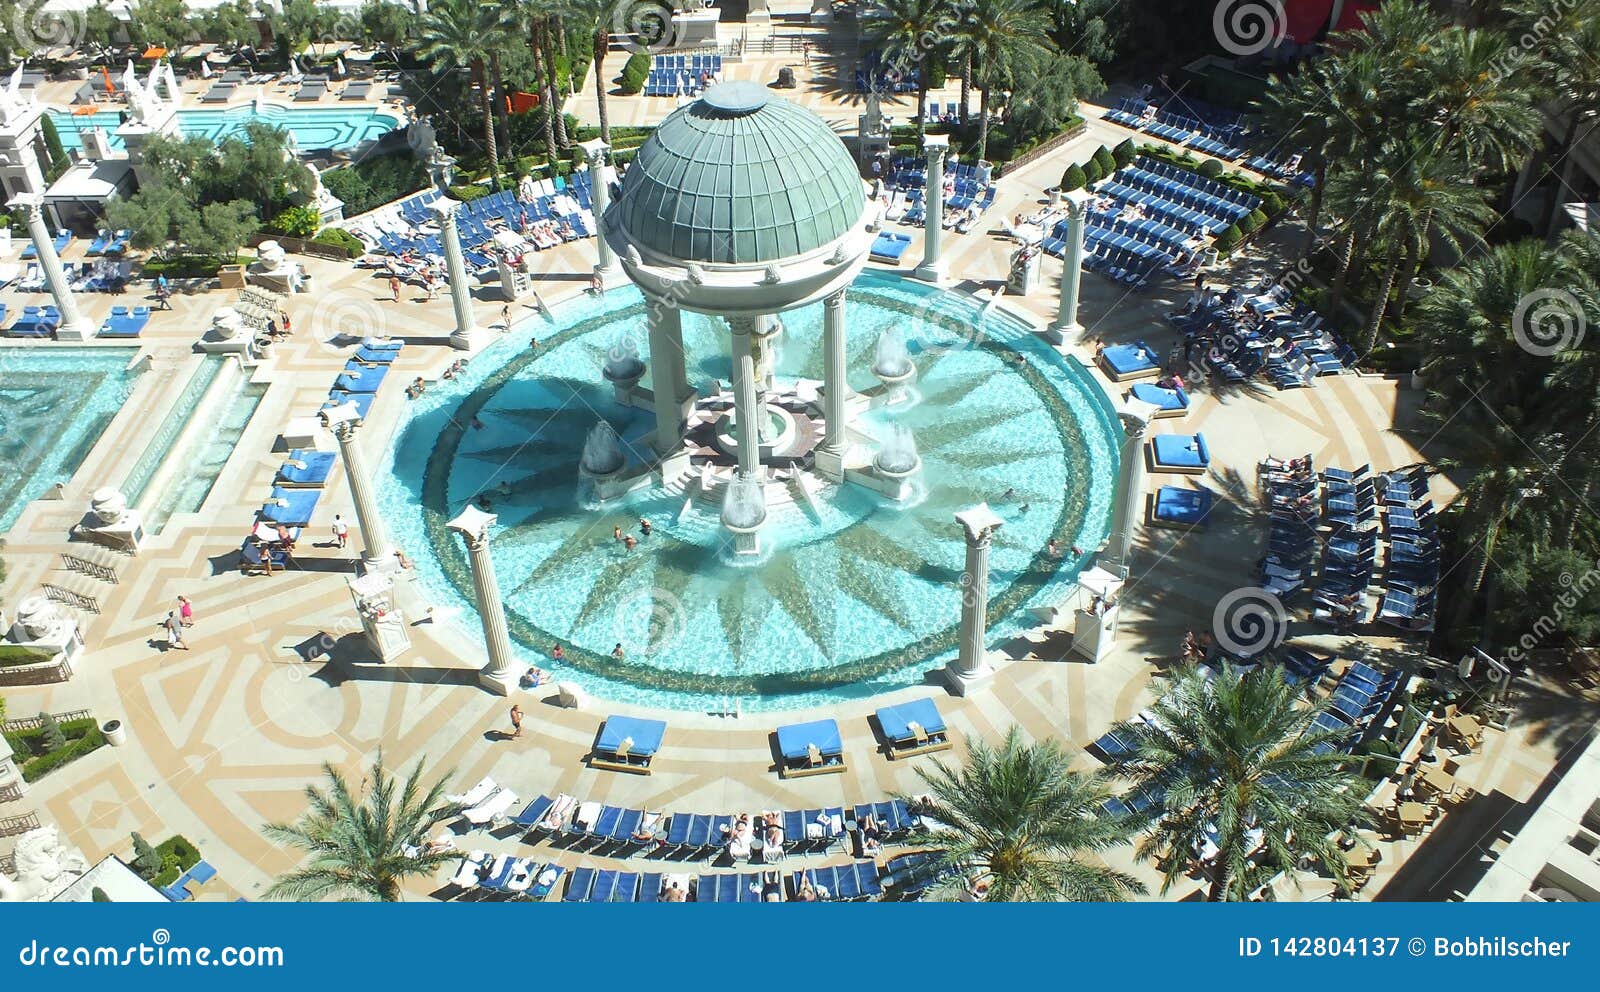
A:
354 344 402 364
260 487 320 527
591 714 667 774
1149 433 1210 474
1150 484 1215 528
334 361 388 394
1098 340 1162 381
324 390 375 419
870 231 912 264
637 873 665 903
562 867 596 901
512 795 554 833
1130 381 1190 417
274 450 337 488
874 697 951 758
775 719 846 778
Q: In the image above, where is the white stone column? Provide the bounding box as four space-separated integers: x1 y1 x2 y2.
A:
816 289 850 479
1048 190 1092 344
579 139 620 286
0 731 27 800
10 193 93 341
728 315 763 482
946 503 1005 696
646 302 684 456
447 506 517 696
432 198 481 351
1105 400 1158 575
320 402 398 573
913 134 949 284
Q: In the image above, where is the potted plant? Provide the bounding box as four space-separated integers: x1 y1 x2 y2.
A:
102 718 126 747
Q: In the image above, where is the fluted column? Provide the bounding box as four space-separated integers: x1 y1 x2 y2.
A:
328 417 395 571
1106 401 1157 575
432 198 480 351
1049 191 1091 343
10 194 93 341
580 140 619 285
447 506 516 696
728 315 762 481
946 504 1004 696
913 134 949 284
646 302 683 455
816 289 849 479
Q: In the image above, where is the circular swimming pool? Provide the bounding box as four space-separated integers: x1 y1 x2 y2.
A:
377 271 1121 710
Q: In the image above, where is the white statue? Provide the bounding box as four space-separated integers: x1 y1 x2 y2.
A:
255 241 287 269
0 62 27 125
122 61 148 122
0 827 90 902
90 487 128 526
12 596 65 642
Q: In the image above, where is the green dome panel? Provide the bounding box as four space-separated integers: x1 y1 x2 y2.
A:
618 83 866 265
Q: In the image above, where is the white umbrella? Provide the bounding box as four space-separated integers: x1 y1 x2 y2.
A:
199 60 211 79
335 57 346 78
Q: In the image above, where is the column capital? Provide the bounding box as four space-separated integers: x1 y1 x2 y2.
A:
447 505 497 546
429 197 462 222
922 133 950 162
1061 188 1093 221
1119 398 1161 439
955 503 1005 546
7 192 42 217
726 314 757 337
578 138 611 166
824 288 847 310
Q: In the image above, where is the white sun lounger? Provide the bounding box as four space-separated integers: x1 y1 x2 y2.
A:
463 788 518 826
539 793 577 831
449 850 488 888
505 858 536 892
446 776 497 807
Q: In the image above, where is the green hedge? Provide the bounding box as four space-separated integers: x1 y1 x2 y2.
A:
1239 208 1268 234
1112 138 1136 168
313 227 366 256
1060 163 1086 191
1213 223 1243 254
1082 156 1103 184
1198 157 1225 178
322 153 430 217
618 52 651 95
4 717 106 782
1092 145 1115 177
448 183 494 202
150 835 202 888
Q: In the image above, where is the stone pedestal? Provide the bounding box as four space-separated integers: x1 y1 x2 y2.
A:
944 503 1004 696
348 572 410 662
81 488 143 553
447 506 518 695
1069 567 1125 663
913 135 949 285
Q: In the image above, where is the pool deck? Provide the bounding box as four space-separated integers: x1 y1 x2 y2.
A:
3 65 1596 902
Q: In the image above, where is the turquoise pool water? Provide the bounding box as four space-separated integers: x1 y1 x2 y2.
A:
0 347 140 533
144 378 265 534
122 356 227 509
49 104 401 153
377 271 1122 710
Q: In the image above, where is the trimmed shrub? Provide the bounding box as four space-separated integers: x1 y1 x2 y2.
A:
266 205 320 239
151 835 202 888
1213 223 1243 254
926 60 946 89
39 713 66 752
1198 158 1225 178
1259 189 1285 216
1081 156 1103 184
8 717 107 781
1059 163 1087 192
618 52 651 95
91 887 110 902
38 114 68 182
313 227 366 256
1111 138 1136 168
132 832 161 879
1092 144 1115 177
448 183 493 202
1239 208 1268 234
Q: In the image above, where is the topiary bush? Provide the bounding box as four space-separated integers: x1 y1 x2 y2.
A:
39 713 66 753
1059 163 1087 192
448 183 493 202
1198 158 1225 178
1213 223 1243 254
1081 156 1103 184
131 832 161 879
313 227 366 257
1259 190 1285 216
618 52 651 95
1111 138 1136 168
1239 208 1268 234
1092 144 1115 177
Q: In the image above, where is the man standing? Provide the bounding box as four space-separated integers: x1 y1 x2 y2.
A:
164 611 188 651
332 514 349 549
509 703 524 739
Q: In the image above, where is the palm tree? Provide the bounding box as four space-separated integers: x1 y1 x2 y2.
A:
953 0 1052 163
418 0 509 187
1423 26 1542 178
559 0 621 145
1106 665 1368 901
1511 0 1600 236
262 753 459 902
898 727 1145 901
861 0 956 141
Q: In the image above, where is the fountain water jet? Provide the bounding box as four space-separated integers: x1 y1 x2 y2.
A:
872 423 922 501
601 330 645 397
578 422 627 505
872 326 916 405
720 474 767 556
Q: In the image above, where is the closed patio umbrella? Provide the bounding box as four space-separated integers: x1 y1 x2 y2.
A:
199 60 211 79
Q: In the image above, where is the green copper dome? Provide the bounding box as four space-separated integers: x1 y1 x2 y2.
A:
617 82 866 265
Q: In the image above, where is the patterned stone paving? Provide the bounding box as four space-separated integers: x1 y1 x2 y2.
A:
1 67 1594 902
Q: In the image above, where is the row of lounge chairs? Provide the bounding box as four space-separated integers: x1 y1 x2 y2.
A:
98 305 151 338
1170 284 1354 388
1375 466 1439 631
641 54 724 97
1103 97 1250 162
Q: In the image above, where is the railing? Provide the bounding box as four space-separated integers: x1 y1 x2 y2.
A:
43 582 100 614
60 551 119 583
0 656 74 688
0 811 41 838
745 34 811 55
0 852 13 876
3 709 93 732
0 782 21 804
245 232 358 261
